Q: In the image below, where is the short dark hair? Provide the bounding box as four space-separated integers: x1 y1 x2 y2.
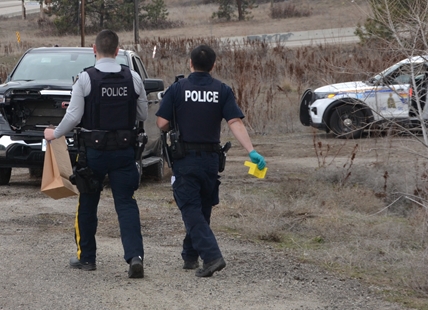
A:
190 45 216 72
95 29 119 56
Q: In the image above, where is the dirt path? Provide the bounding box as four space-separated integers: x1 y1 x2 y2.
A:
0 133 411 310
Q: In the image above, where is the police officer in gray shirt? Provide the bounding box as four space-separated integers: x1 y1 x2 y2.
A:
45 29 146 278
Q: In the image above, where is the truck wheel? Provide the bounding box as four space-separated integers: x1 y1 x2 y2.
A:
144 159 164 181
29 167 43 178
143 137 164 182
329 105 365 139
155 159 164 181
135 158 143 187
0 168 12 185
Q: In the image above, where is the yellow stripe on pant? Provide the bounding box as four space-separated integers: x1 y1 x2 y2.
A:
74 199 82 260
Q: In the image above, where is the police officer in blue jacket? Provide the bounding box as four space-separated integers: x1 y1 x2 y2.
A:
44 30 146 278
156 45 265 277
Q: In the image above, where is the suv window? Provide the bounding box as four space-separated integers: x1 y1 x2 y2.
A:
384 63 427 85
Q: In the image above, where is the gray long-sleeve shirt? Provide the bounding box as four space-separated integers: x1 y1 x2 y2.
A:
54 57 148 138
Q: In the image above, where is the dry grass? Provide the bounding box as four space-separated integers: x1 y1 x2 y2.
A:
2 1 428 308
216 147 428 308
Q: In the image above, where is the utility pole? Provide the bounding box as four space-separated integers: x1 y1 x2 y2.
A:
134 0 139 49
40 1 44 20
21 0 26 20
80 0 85 47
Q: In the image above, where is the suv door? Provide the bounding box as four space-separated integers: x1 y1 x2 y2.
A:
376 63 426 118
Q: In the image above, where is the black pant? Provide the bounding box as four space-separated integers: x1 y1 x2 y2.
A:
74 146 143 263
172 151 222 264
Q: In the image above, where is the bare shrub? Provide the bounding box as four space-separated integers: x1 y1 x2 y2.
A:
270 3 311 19
0 27 408 136
405 255 428 297
216 155 428 303
0 66 8 82
140 19 184 30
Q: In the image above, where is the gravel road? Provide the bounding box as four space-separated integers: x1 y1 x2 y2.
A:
0 156 410 310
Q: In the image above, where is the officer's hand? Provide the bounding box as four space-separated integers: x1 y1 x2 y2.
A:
44 128 56 141
249 150 266 170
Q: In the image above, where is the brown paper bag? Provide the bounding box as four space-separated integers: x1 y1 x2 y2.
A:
41 136 78 199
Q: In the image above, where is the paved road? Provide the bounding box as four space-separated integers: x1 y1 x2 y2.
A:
0 0 40 18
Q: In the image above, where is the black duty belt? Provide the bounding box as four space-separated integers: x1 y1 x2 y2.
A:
80 130 135 151
184 143 221 153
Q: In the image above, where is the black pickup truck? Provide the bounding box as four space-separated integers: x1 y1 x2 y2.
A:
0 47 164 185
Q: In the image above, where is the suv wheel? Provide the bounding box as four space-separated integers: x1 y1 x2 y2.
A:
0 167 12 185
329 105 365 139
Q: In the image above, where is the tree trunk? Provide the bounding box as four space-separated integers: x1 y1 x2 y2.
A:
21 0 26 20
236 0 243 21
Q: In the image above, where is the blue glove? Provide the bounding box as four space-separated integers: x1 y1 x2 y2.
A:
249 150 266 170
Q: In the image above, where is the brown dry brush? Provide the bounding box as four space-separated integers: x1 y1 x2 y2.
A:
340 143 358 187
139 39 410 134
0 67 7 82
0 38 405 134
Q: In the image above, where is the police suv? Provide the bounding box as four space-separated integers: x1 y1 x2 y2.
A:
0 47 164 185
300 55 428 138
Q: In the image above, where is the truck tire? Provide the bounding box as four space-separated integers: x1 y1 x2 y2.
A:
329 105 365 139
0 168 12 185
29 167 43 178
144 159 164 181
135 157 143 187
143 137 164 182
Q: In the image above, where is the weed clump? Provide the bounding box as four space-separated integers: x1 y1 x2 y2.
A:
270 3 312 19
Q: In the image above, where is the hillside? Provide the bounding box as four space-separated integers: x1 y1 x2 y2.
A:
0 0 369 46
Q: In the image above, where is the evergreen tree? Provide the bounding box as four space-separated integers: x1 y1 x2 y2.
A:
212 0 257 21
47 0 136 35
212 0 235 21
355 0 427 47
141 0 169 24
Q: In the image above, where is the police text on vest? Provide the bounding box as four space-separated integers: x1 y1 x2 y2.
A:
185 90 219 103
102 87 128 97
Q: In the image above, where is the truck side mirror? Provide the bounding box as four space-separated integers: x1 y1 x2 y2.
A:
143 79 164 95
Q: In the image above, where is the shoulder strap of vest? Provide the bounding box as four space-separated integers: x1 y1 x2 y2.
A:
168 77 187 131
84 66 96 73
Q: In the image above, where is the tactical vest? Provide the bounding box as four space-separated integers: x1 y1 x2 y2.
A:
177 77 223 143
82 65 137 131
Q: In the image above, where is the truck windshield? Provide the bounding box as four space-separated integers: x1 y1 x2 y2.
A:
11 52 129 82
